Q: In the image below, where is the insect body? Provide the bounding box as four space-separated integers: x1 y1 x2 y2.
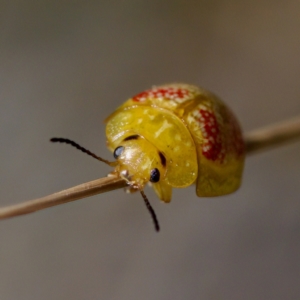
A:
106 83 245 202
51 83 245 231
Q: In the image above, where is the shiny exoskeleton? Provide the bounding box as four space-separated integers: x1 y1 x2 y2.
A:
106 83 245 202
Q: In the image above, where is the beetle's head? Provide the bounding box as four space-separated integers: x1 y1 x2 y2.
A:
50 136 161 231
113 135 165 191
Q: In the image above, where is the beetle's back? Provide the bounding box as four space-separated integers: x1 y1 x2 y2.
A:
107 83 245 196
181 91 245 196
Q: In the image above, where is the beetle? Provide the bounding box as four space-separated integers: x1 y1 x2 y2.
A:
51 83 245 231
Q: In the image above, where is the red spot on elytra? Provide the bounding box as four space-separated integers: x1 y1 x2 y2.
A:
199 109 224 162
132 87 190 102
197 107 245 162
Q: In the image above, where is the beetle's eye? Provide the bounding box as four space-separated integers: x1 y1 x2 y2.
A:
150 168 160 183
113 146 124 159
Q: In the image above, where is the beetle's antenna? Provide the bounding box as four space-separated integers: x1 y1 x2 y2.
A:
50 138 116 166
140 190 160 232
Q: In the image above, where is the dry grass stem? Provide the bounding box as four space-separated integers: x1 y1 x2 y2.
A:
245 116 300 154
0 115 300 220
0 175 127 219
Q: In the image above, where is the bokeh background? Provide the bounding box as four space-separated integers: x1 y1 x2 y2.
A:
1 1 300 299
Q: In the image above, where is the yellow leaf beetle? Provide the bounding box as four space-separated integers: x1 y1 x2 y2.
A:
51 83 245 231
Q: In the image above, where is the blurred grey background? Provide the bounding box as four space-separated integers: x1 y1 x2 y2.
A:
1 1 300 299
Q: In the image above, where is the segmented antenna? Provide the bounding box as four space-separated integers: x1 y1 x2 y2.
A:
140 190 160 232
51 137 159 231
50 138 116 166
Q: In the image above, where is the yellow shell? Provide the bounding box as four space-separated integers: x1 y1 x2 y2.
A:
106 83 245 202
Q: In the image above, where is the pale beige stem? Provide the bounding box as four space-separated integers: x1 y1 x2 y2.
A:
0 115 300 220
245 116 300 154
0 175 127 219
